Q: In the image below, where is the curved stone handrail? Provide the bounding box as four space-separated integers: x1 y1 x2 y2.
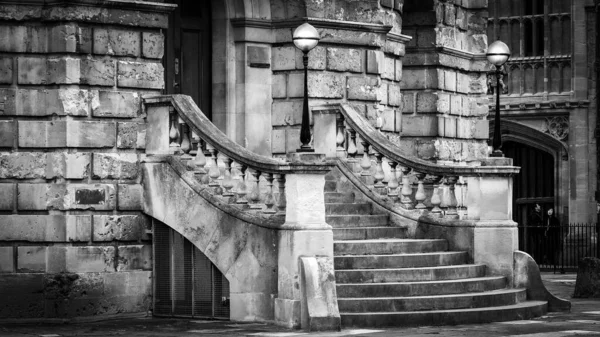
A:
144 95 332 174
326 103 520 177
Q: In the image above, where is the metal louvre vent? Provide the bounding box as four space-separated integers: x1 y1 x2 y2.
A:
153 220 230 319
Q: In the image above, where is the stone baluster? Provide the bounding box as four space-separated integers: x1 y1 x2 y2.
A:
446 176 460 219
236 164 248 205
439 177 449 216
221 156 235 197
191 138 208 176
347 129 357 162
387 161 399 200
248 169 262 210
414 172 427 209
336 114 346 158
263 173 276 214
276 173 286 213
360 140 371 176
373 151 385 189
169 109 181 153
400 166 413 209
180 123 192 159
430 176 443 217
460 177 468 218
206 144 221 192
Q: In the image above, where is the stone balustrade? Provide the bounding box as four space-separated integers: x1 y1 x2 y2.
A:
313 103 520 222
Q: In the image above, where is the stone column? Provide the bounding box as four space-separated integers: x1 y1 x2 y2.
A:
274 159 333 329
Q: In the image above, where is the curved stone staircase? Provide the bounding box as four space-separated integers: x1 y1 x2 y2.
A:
325 182 547 327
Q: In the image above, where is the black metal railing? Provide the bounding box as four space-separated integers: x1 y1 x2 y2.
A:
517 223 599 273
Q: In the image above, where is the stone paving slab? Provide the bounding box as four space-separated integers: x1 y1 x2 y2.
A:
1 273 599 337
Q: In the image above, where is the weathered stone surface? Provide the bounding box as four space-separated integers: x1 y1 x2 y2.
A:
272 74 287 98
574 257 600 298
142 31 164 59
0 152 46 179
67 121 116 148
271 128 286 154
93 215 149 242
46 152 91 179
0 247 13 272
80 58 115 86
272 46 296 71
0 215 90 242
0 57 12 83
17 246 47 272
0 183 16 210
92 153 139 179
17 183 116 210
347 76 380 101
117 61 164 89
382 56 395 80
272 100 303 126
366 50 383 75
47 57 81 83
326 48 362 73
0 121 15 147
388 83 401 107
0 88 91 117
0 274 45 318
117 122 146 149
17 57 46 84
295 46 326 70
93 28 140 57
300 256 341 331
65 246 115 273
288 72 344 98
91 90 140 118
117 245 152 271
19 121 115 148
402 116 438 136
118 184 144 210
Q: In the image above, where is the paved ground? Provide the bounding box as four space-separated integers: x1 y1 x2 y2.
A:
1 272 599 337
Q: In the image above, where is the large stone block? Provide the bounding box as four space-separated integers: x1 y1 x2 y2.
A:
49 24 92 53
366 50 383 75
92 153 139 179
0 183 16 210
388 83 401 107
0 121 15 147
0 152 46 179
288 72 344 99
17 57 46 84
272 46 296 71
93 215 149 242
47 57 81 84
272 74 287 98
401 116 438 136
347 76 380 101
17 183 116 210
271 128 286 154
46 152 91 179
326 48 362 73
93 28 140 57
382 56 395 80
17 246 47 272
65 246 116 273
0 57 12 84
118 184 144 210
117 245 152 271
0 215 90 242
91 90 140 118
80 58 116 86
0 25 28 52
0 246 13 272
117 122 146 149
272 100 303 126
67 121 116 148
117 61 164 89
1 89 91 117
142 32 164 59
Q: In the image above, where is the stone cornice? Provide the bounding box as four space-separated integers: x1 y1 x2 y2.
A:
489 100 590 111
230 18 272 29
0 0 177 12
387 32 412 43
272 17 393 34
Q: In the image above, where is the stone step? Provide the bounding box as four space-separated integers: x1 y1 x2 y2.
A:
335 264 487 283
336 276 507 298
334 239 448 256
326 203 372 215
334 251 468 269
327 214 388 228
340 301 547 327
333 227 407 241
324 192 355 203
338 288 527 313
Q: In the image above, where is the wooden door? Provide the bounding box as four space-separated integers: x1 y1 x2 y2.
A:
165 0 212 119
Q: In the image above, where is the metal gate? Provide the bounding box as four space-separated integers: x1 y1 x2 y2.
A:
153 221 230 318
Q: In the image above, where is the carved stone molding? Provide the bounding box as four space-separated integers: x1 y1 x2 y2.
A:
489 100 590 111
543 116 569 141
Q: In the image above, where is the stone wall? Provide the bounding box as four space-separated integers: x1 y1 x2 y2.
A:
270 1 407 155
401 0 490 162
0 1 171 319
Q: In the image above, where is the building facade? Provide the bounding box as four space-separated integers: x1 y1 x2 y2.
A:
0 0 591 326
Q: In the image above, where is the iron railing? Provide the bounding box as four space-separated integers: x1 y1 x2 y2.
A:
517 223 599 273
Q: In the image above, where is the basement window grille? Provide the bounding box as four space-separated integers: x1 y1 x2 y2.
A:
153 221 230 319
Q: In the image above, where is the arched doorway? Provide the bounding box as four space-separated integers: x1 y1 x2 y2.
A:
153 220 230 319
165 0 212 119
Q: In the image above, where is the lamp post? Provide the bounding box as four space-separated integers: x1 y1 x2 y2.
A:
293 22 320 152
486 40 510 157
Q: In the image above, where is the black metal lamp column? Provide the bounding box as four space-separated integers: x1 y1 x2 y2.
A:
486 40 510 157
293 22 320 152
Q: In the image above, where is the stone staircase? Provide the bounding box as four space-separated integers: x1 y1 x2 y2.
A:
325 184 548 327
